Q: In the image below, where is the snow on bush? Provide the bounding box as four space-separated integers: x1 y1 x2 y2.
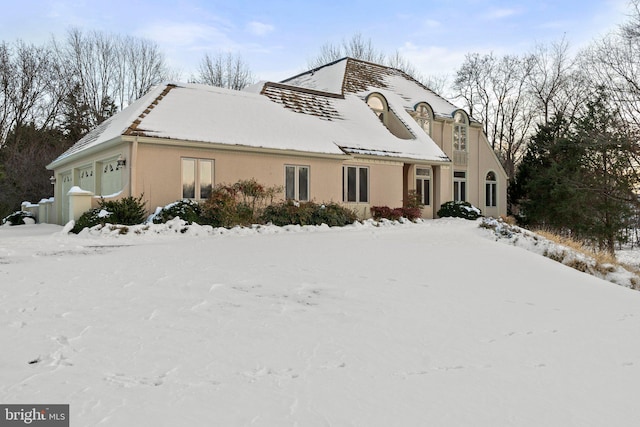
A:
437 201 481 220
480 217 639 289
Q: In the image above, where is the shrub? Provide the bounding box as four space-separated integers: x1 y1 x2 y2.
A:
309 202 358 226
152 199 202 224
401 207 422 221
371 206 402 221
437 201 482 220
2 210 36 226
71 195 147 233
200 179 282 227
201 185 250 227
72 208 110 233
99 195 147 225
370 206 421 221
260 200 357 226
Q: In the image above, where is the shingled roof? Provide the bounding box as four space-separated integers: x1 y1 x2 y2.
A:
282 57 464 120
260 82 342 120
49 58 454 168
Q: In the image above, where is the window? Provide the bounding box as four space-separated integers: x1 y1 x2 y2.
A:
285 165 309 201
343 166 369 203
453 111 468 151
415 167 431 206
485 171 497 207
367 94 385 122
453 171 466 202
79 166 94 192
182 158 214 200
414 103 432 136
100 158 122 196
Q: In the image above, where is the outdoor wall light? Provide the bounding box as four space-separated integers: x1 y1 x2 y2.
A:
49 176 56 185
117 155 126 168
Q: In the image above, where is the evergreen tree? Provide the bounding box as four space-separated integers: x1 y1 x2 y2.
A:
61 83 92 143
513 92 639 253
573 94 638 252
513 114 584 230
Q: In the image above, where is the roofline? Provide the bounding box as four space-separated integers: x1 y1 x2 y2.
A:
260 81 344 99
280 57 350 85
133 136 352 160
47 136 129 170
344 151 453 164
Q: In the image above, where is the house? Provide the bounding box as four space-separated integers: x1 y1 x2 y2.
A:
44 57 507 225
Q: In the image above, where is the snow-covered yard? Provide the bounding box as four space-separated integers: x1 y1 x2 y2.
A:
2 219 640 426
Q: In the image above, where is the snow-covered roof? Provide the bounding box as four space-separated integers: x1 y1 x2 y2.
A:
50 58 454 167
282 57 463 120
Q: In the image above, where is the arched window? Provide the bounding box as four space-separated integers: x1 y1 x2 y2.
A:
414 103 432 136
367 94 386 122
453 111 468 151
485 171 497 207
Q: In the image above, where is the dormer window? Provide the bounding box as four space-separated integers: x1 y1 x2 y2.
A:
453 111 468 151
414 103 433 136
365 93 413 140
367 94 386 122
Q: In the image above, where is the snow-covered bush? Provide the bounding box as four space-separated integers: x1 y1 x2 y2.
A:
479 216 518 238
72 208 109 233
151 199 202 225
437 201 482 220
2 210 36 226
72 196 147 234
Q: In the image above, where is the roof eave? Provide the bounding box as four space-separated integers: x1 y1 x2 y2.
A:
344 151 452 164
135 135 351 160
47 135 133 170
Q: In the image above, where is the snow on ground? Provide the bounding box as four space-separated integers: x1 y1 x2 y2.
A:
480 217 640 289
2 219 640 426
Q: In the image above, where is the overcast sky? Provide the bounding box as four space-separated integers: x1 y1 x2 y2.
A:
0 0 633 82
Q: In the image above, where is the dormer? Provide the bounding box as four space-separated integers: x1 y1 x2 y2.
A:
365 93 413 140
413 102 433 136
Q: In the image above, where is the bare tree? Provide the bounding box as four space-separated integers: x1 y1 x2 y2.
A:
194 52 254 90
453 52 538 180
308 34 449 94
53 28 172 127
622 0 640 40
453 53 494 135
581 27 640 129
120 35 170 106
0 40 61 147
308 33 386 68
527 37 574 125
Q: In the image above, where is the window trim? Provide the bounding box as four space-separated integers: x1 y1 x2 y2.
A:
485 171 497 208
285 164 310 202
342 165 369 204
366 93 388 122
415 167 431 206
453 170 467 202
414 103 433 136
181 157 215 201
453 111 468 152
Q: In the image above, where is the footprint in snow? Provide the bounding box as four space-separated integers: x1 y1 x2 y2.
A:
105 373 164 388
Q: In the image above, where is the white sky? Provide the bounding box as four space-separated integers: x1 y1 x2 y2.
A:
0 0 632 82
